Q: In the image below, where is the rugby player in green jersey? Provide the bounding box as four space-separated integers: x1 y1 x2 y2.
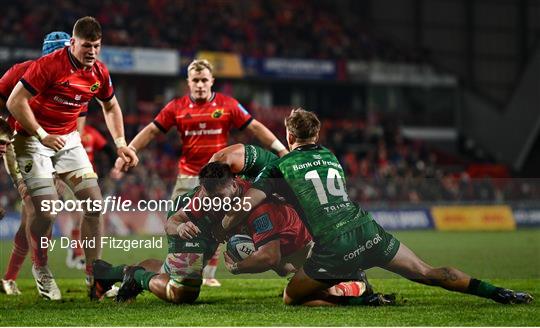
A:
219 108 533 306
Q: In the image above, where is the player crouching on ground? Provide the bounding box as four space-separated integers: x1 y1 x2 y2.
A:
179 162 396 305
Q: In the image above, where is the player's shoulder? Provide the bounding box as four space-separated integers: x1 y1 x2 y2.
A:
213 92 239 105
1 60 33 81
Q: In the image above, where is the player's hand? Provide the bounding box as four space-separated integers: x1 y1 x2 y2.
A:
275 263 297 277
176 221 201 240
40 134 66 151
109 166 124 180
117 146 139 170
211 224 227 243
0 206 5 220
223 251 237 273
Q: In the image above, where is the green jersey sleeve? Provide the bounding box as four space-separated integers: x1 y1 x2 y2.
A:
241 144 278 179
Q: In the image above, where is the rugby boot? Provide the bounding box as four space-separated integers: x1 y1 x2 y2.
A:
32 265 62 300
89 259 116 300
1 279 21 295
491 288 533 304
116 265 144 302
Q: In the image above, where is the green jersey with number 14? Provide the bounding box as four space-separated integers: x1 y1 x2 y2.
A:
253 144 371 244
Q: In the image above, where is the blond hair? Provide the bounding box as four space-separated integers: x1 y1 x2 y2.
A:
187 59 213 75
284 108 321 141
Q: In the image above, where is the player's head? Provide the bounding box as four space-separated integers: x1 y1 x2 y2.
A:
70 16 102 67
42 31 70 56
0 118 13 157
284 108 321 148
187 59 215 102
199 162 238 199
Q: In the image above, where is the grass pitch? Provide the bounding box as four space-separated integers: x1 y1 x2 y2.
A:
1 230 539 326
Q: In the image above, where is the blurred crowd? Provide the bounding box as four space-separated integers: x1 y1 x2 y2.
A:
2 103 538 212
3 0 421 62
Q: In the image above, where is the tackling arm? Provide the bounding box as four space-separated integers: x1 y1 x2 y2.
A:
245 120 288 157
222 187 267 231
208 143 245 174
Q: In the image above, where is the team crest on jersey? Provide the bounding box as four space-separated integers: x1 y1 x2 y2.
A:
211 109 224 119
90 82 100 92
253 214 273 234
24 160 33 173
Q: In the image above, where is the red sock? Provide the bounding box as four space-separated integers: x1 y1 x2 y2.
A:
70 228 84 257
207 249 219 267
4 227 29 280
86 263 93 276
30 231 50 267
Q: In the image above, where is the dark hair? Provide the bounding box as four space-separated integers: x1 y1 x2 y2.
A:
284 108 321 141
199 162 235 194
73 16 102 41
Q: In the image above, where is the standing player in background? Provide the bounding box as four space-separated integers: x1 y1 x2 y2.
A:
0 32 74 296
7 17 138 300
115 59 287 287
0 118 14 217
220 108 533 306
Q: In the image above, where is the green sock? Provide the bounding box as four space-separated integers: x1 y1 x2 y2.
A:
467 278 498 298
100 265 126 282
133 268 158 291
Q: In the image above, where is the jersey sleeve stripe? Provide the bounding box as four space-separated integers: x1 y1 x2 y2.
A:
238 117 253 131
96 92 115 102
153 120 168 133
78 111 88 117
0 92 7 101
20 78 37 95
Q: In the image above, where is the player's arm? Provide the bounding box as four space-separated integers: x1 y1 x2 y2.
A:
166 206 200 239
224 239 281 275
244 119 288 157
209 143 245 173
98 96 138 168
113 122 161 172
77 114 86 134
222 187 267 231
7 82 65 150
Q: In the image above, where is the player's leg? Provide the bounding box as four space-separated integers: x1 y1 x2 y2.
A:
1 204 31 295
116 252 204 304
90 258 161 300
56 140 102 283
58 180 85 270
381 242 533 304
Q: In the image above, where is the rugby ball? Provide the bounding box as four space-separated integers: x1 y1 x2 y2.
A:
226 234 256 262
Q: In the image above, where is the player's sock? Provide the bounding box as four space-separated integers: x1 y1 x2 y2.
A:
203 248 220 279
133 268 157 291
100 264 126 282
70 228 84 257
30 231 48 267
466 278 498 298
4 228 29 280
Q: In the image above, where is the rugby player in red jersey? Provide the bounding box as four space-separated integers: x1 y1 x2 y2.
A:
115 59 287 287
6 17 138 300
0 31 76 298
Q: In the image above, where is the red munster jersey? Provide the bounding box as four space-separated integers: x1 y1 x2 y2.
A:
246 203 312 257
153 92 253 175
81 125 107 167
0 60 34 129
18 47 114 135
